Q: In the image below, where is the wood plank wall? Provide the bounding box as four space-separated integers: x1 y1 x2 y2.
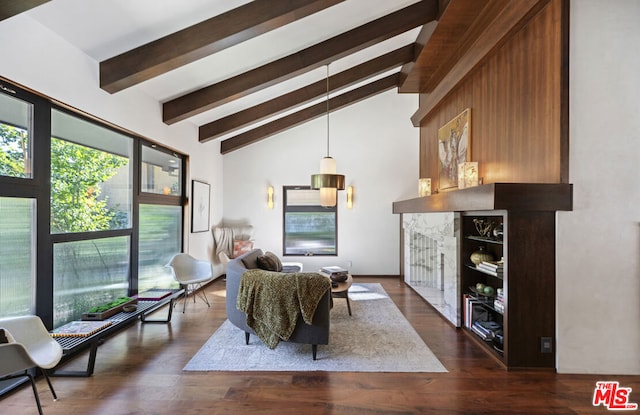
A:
418 0 567 191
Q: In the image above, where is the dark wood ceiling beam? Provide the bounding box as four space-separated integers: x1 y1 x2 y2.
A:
0 0 49 21
199 44 415 143
399 0 508 93
220 73 400 154
398 21 437 88
410 0 549 125
164 0 439 125
99 0 346 93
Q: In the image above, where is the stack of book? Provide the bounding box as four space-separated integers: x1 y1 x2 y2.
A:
320 266 348 280
471 320 502 341
476 260 504 277
51 320 112 337
494 288 505 314
464 294 490 328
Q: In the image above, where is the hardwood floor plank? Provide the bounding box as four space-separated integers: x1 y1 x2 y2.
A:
2 277 639 414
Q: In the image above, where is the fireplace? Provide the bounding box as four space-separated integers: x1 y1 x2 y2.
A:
403 212 460 326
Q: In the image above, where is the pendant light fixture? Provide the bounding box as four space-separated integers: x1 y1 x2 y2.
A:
311 64 345 207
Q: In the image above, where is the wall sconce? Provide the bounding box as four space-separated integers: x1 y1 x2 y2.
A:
346 186 354 209
418 178 431 197
267 185 274 209
458 162 479 189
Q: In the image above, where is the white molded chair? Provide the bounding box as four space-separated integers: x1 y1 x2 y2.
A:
166 253 214 312
0 315 63 415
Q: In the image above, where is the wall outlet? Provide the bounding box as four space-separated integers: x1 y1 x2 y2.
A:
541 336 553 353
347 260 352 268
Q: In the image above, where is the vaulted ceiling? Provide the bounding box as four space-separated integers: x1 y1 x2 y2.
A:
2 0 543 153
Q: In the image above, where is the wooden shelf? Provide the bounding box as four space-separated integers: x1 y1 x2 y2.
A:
392 183 573 214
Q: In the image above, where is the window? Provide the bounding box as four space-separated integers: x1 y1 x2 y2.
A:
0 92 32 178
53 237 130 327
51 109 133 233
283 186 337 256
141 145 182 196
0 80 186 329
138 142 184 292
138 204 181 291
0 197 35 316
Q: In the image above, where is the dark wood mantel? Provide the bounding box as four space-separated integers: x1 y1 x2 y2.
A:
392 183 572 214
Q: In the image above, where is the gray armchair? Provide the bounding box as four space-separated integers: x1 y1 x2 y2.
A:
225 249 331 360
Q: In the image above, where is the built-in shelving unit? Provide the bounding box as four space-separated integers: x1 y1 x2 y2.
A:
393 183 572 369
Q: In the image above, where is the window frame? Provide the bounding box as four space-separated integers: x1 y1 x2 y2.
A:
282 185 338 257
0 80 187 328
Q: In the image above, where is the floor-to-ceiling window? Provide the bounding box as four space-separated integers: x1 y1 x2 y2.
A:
138 144 182 291
0 81 185 328
50 109 134 326
0 89 36 317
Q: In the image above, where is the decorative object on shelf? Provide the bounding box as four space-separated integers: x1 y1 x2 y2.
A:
493 223 504 240
418 178 431 196
473 218 493 237
346 186 353 209
438 108 470 191
267 185 274 209
82 297 137 320
470 284 496 298
470 246 494 265
191 179 210 233
311 64 345 207
122 304 137 312
458 161 479 189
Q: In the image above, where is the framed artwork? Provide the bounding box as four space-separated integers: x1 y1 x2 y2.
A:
191 180 210 233
438 108 471 191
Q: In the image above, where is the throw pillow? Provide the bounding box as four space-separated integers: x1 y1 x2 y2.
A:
265 251 283 272
0 328 15 344
233 239 254 258
257 254 279 271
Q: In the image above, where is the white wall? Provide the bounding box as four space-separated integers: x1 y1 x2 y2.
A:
0 15 224 271
222 90 419 275
556 0 640 374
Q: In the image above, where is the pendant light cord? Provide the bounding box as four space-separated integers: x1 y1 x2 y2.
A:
326 64 330 157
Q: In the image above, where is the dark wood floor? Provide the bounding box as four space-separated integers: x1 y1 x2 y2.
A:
3 277 639 414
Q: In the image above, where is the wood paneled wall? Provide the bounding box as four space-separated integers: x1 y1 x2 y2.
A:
419 0 568 190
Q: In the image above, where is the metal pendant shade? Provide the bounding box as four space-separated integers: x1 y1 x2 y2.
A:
311 65 345 207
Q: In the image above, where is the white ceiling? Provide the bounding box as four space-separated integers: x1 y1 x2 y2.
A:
25 0 423 140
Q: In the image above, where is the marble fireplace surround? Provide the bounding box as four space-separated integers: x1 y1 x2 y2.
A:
403 212 460 326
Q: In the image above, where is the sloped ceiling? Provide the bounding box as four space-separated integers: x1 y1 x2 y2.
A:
4 0 536 153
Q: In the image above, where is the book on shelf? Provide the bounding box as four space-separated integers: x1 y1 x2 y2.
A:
472 320 502 341
479 260 503 270
51 320 112 338
476 263 503 276
471 324 493 341
464 296 490 329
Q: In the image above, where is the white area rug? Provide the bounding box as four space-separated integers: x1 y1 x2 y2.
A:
183 283 447 372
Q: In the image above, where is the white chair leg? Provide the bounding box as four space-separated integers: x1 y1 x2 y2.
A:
175 283 210 312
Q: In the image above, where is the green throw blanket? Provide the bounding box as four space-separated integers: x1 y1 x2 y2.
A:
236 269 331 349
